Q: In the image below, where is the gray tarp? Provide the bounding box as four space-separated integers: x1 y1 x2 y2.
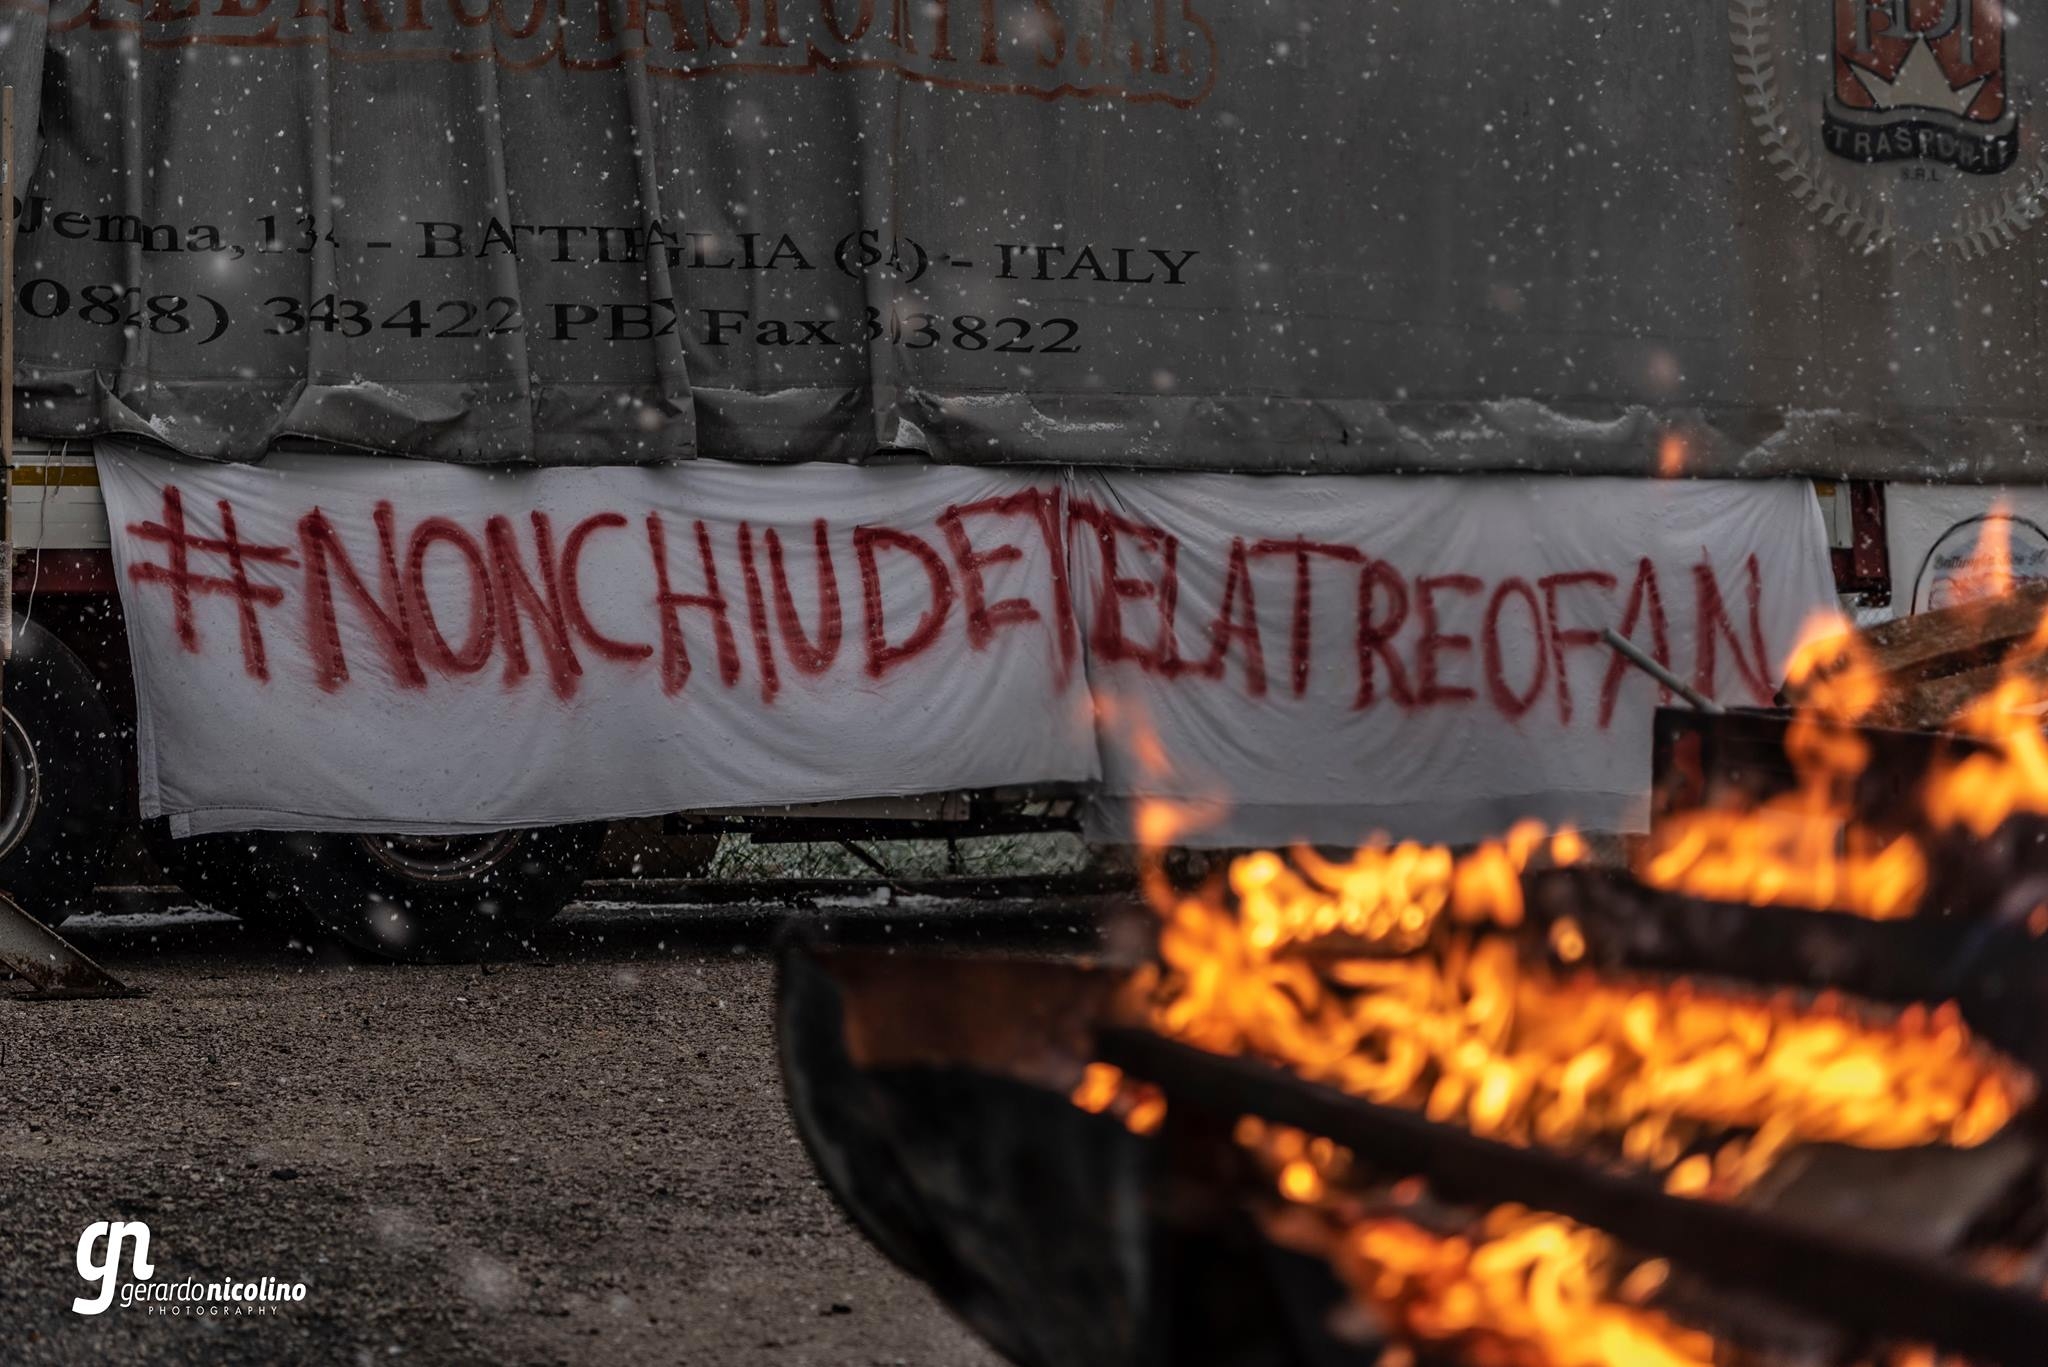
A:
2 0 2048 476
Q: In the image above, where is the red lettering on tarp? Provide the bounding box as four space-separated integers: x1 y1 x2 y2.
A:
1415 573 1482 706
561 512 654 665
1599 558 1671 728
1251 538 1365 698
854 524 955 678
1482 577 1547 720
765 519 843 675
1032 486 1080 686
1152 535 1197 680
1353 558 1415 710
113 481 1798 733
1195 536 1267 696
485 513 584 701
737 521 781 705
404 517 496 675
126 485 298 683
647 513 743 697
939 492 1049 652
1694 553 1774 705
300 502 426 693
1539 570 1618 725
1067 499 1170 670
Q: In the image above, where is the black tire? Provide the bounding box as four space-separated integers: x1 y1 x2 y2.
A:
0 616 126 913
228 824 606 961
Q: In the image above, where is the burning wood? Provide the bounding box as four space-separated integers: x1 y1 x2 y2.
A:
1782 572 2048 722
1306 1193 1718 1367
1640 583 2048 924
1138 871 2024 1176
782 587 2048 1367
1101 828 2036 1364
1128 824 2039 1360
1253 1134 1721 1367
783 889 2048 1367
1095 1022 2048 1367
1090 728 2048 1361
1640 621 1932 920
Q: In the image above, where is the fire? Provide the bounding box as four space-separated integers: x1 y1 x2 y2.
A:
1916 571 2048 839
1948 507 2017 608
1701 566 2048 870
1103 823 2027 1367
1069 1061 1166 1135
1633 575 2048 917
1656 431 1689 479
1223 820 1574 958
1072 582 2048 1366
1639 616 1928 919
1243 1120 1714 1367
1984 512 2017 602
1926 673 2048 837
1141 886 2021 1178
1333 1206 1714 1367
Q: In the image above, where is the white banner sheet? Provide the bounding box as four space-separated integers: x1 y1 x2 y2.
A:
98 449 1838 843
1069 473 1838 846
99 449 1097 836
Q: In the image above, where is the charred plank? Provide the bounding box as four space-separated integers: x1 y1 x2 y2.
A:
1096 1027 2048 1367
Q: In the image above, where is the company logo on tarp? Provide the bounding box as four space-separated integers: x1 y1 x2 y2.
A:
71 1221 309 1317
1732 0 2046 255
1911 513 2048 613
1824 0 2015 174
49 0 1220 107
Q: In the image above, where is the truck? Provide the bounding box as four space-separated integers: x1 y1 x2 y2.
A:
0 0 2021 957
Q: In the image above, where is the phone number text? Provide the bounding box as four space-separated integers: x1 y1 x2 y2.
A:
18 281 1083 354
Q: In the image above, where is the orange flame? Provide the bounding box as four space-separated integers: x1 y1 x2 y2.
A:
1641 615 1928 919
1069 1061 1166 1135
1968 509 2017 607
1139 893 2021 1176
1915 561 2048 838
1224 820 1576 959
1078 579 2048 1365
1333 1206 1714 1367
1926 673 2048 838
1092 808 2028 1367
1242 1120 1715 1365
1656 431 1688 479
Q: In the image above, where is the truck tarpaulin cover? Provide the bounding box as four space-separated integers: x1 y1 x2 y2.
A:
95 443 1836 842
10 0 2048 474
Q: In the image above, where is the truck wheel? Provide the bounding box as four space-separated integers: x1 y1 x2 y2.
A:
0 617 125 913
238 823 606 961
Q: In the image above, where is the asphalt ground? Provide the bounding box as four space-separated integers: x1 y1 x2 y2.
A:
0 889 1116 1366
